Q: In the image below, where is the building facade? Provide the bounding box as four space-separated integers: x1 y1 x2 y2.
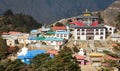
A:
74 27 106 40
70 10 115 41
55 30 70 39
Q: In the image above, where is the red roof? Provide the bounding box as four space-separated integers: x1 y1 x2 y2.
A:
75 55 85 60
46 50 58 55
8 31 21 34
112 43 118 47
69 21 84 26
102 63 110 67
91 21 98 26
52 26 66 31
105 55 118 60
2 32 9 35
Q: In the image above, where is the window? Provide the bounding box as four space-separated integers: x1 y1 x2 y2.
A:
77 29 80 31
77 33 80 35
96 32 99 35
82 29 84 31
96 29 98 31
51 41 53 43
82 33 84 35
57 34 59 37
100 36 103 39
77 36 80 39
100 29 104 31
64 34 67 37
109 28 112 30
100 32 103 35
61 34 63 37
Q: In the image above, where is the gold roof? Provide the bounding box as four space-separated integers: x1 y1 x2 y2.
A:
89 52 104 57
83 9 91 16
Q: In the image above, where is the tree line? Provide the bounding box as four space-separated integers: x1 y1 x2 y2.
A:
0 9 42 33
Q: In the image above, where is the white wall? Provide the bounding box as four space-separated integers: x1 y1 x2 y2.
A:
44 41 64 46
94 29 106 40
6 39 15 46
80 35 86 40
94 35 100 40
74 29 77 40
55 34 69 39
104 25 115 35
18 39 31 44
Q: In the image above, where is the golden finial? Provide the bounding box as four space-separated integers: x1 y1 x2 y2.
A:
83 9 91 16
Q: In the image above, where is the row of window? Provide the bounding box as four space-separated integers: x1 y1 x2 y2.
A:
77 29 104 31
77 36 104 39
77 33 84 35
57 34 67 37
77 32 104 35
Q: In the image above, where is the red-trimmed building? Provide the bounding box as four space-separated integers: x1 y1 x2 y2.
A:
69 10 115 40
52 26 70 39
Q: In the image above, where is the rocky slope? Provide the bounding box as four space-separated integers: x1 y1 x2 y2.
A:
0 0 115 24
101 0 120 26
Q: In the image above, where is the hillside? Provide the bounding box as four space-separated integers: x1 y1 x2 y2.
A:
0 10 42 33
0 0 115 24
101 0 120 26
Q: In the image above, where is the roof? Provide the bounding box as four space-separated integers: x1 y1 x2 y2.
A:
52 26 66 31
89 52 104 57
36 37 45 40
76 15 98 19
31 30 38 33
75 55 85 60
74 26 106 29
45 38 64 41
55 30 69 34
46 31 55 35
104 25 116 28
111 34 120 38
2 32 9 35
91 21 98 26
112 43 118 47
105 55 118 61
9 31 21 34
28 36 37 40
18 50 46 59
46 50 58 55
18 50 46 64
36 37 64 41
69 21 84 26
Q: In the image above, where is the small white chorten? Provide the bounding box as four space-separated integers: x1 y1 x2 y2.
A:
78 48 84 56
17 41 28 56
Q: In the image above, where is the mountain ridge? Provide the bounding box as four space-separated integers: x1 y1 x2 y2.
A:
0 0 115 24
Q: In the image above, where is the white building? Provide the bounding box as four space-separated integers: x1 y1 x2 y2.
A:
111 34 120 42
104 25 115 35
74 26 106 40
55 30 70 39
2 31 30 46
18 35 31 44
6 38 16 46
70 10 115 41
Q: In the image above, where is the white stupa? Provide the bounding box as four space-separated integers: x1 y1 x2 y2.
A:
78 48 84 56
17 41 28 56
